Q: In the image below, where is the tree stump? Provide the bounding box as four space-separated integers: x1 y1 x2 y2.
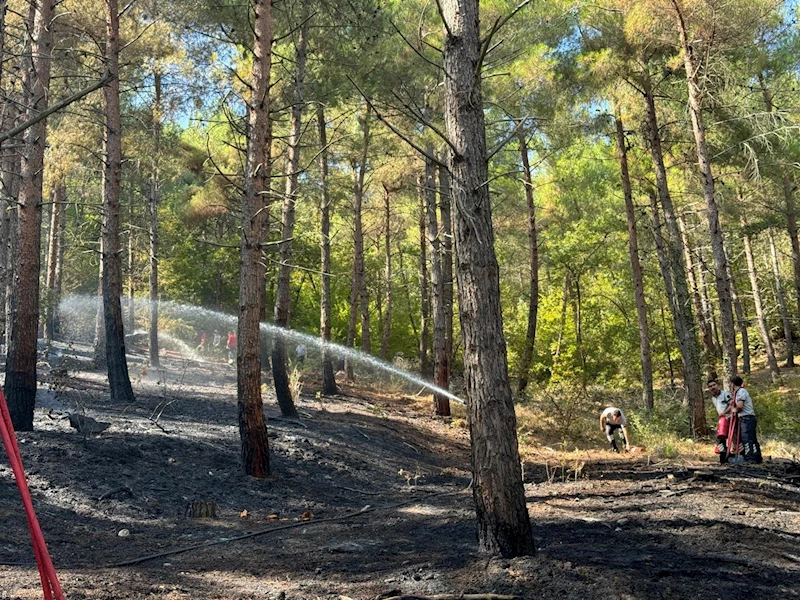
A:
186 500 218 518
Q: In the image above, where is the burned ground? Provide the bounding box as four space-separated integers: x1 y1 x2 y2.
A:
1 344 799 599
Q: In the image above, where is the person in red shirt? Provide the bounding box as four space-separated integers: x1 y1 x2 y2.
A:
226 331 237 364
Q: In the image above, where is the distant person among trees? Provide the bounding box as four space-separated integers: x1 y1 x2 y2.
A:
226 331 237 365
731 376 763 464
600 407 630 453
212 330 222 354
196 331 207 354
708 378 732 464
295 343 307 364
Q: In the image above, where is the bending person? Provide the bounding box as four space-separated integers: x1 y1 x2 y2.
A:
708 378 732 464
600 407 630 453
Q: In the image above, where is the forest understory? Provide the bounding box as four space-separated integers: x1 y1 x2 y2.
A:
1 343 799 600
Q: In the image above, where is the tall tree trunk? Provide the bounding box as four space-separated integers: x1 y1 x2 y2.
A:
678 214 715 368
317 105 337 395
272 16 308 418
1 101 20 351
438 157 454 383
696 246 722 360
768 229 794 367
442 0 534 557
149 68 161 367
44 180 66 341
615 113 653 411
345 105 371 377
127 196 134 332
516 132 539 394
724 246 750 374
758 73 800 338
4 0 55 430
642 80 706 435
417 172 430 377
102 0 135 404
94 246 107 368
380 183 393 360
672 0 737 385
659 298 676 387
741 215 780 382
238 0 273 478
780 176 800 329
426 153 449 416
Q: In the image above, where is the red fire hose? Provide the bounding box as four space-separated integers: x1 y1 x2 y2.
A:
0 389 66 600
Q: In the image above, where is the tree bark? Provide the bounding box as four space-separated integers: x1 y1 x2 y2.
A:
426 152 449 416
101 0 135 404
345 105 371 378
438 157 454 384
614 113 653 411
127 194 134 333
768 229 794 367
442 0 534 557
317 105 337 395
724 246 750 374
238 0 273 478
782 175 800 329
0 103 17 351
515 132 539 394
671 0 737 385
380 183 394 361
417 172 430 377
272 15 308 418
741 215 780 382
44 180 66 341
678 214 715 369
149 67 161 367
4 0 55 430
642 80 706 435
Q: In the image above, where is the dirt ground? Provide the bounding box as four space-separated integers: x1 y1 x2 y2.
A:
1 343 799 600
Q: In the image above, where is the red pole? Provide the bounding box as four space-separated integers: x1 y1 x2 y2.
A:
0 390 65 599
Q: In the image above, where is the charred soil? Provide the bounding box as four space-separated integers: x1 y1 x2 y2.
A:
1 344 799 599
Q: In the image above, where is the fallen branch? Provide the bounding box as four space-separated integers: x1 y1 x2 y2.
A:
108 483 471 568
332 484 383 496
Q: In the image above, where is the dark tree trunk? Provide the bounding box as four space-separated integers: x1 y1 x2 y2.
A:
380 183 395 361
272 16 308 418
149 68 161 367
741 215 780 382
0 103 18 350
438 158 454 379
672 0 737 385
127 196 134 333
724 245 750 374
782 176 800 323
317 106 337 395
516 133 539 394
345 105 371 378
94 247 107 369
442 0 534 557
102 0 135 404
426 152 449 416
238 0 273 478
4 0 55 430
678 214 715 369
642 81 706 436
44 180 66 341
768 229 794 367
615 113 653 411
417 172 430 377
